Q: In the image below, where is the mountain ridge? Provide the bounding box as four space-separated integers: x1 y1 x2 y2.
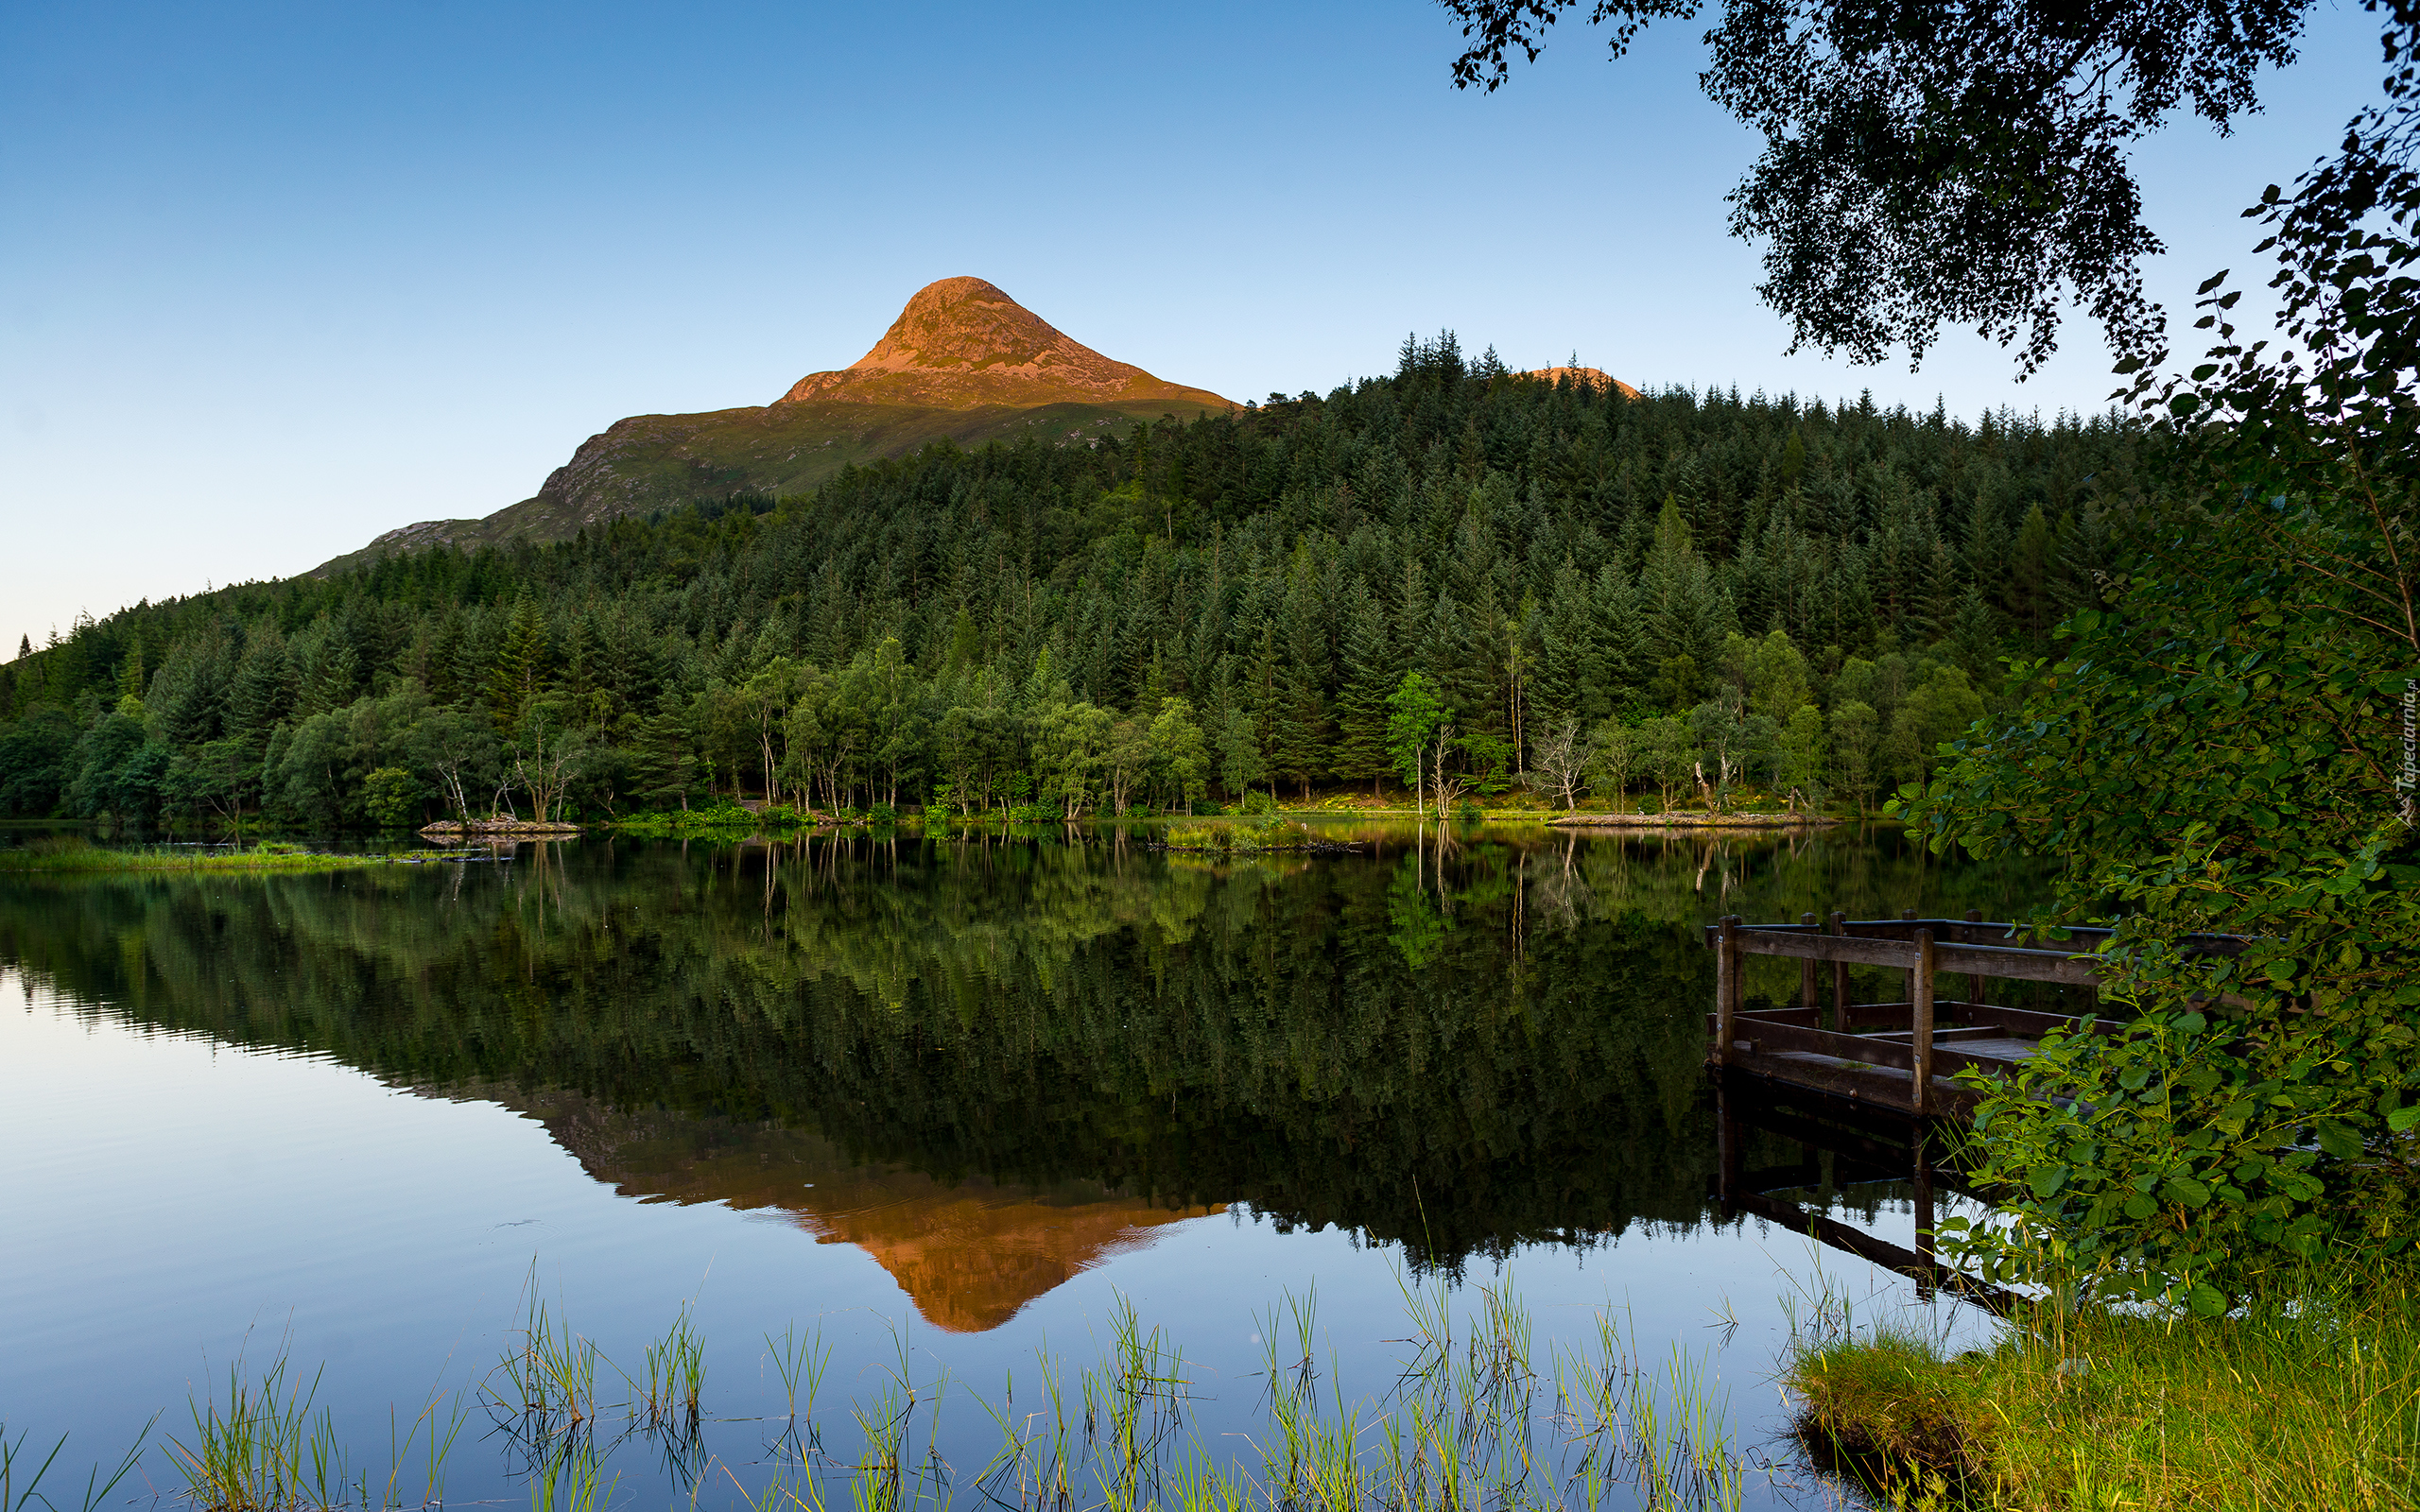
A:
308 278 1236 576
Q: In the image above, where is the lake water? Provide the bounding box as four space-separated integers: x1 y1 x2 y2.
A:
0 824 2046 1512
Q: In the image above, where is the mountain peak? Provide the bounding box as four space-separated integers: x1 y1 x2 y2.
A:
1526 366 1641 401
778 277 1233 412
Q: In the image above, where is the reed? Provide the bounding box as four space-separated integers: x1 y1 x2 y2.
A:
167 1355 326 1512
493 1290 601 1435
381 1388 467 1512
642 1306 706 1431
527 1443 615 1512
93 1274 1754 1512
3 1418 150 1512
765 1325 830 1451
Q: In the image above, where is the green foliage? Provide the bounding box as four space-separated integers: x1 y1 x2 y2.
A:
1908 50 2420 1302
361 767 420 830
1382 672 1447 813
1446 0 2315 373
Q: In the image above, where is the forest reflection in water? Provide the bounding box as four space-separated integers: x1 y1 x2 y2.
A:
0 820 2048 1333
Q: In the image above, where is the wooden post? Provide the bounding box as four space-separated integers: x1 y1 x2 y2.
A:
1912 1125 1937 1302
1715 916 1740 1065
1912 927 1936 1115
1964 908 1987 1014
1828 910 1849 1032
1800 912 1819 1012
1902 908 1918 1007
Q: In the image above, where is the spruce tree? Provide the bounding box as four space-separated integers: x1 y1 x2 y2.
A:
1329 594 1395 793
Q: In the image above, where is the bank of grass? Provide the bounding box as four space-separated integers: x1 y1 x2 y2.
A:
0 841 427 873
1787 1263 2420 1509
1163 817 1342 852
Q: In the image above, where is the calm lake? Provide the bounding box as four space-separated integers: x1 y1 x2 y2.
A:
0 824 2046 1512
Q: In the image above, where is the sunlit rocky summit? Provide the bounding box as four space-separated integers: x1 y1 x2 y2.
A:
312 277 1234 576
780 276 1230 412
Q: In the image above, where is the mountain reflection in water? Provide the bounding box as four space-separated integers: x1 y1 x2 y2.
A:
504 1085 1219 1332
0 825 2050 1332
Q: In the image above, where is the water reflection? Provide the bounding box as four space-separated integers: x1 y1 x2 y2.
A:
495 1084 1219 1332
0 824 2046 1331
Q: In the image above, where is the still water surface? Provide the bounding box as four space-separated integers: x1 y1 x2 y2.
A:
0 825 2041 1510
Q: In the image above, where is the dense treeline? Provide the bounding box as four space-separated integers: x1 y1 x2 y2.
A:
0 335 2144 830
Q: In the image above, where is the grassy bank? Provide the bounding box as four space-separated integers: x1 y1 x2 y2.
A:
0 843 431 873
1787 1264 2420 1508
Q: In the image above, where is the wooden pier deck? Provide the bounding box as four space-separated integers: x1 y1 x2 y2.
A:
1701 910 2242 1119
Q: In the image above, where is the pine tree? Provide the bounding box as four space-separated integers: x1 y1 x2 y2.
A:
1330 593 1394 792
490 593 549 729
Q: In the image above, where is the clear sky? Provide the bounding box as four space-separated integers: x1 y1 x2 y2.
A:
0 0 2387 654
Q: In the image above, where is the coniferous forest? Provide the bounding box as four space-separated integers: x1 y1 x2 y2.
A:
0 336 2147 831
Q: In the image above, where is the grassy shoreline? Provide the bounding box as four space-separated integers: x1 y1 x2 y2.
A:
1785 1264 2420 1508
0 844 440 873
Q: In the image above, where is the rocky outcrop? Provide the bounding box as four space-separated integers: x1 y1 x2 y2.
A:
779 276 1234 412
419 818 583 838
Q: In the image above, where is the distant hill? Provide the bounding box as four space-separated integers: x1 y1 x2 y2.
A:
1525 366 1642 400
310 277 1236 576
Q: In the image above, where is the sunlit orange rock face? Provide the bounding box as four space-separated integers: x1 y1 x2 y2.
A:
1525 366 1641 400
500 1088 1219 1333
779 277 1235 413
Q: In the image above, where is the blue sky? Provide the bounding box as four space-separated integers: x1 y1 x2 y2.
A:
0 0 2387 652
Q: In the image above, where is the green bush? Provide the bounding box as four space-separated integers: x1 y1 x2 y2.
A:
361 767 420 829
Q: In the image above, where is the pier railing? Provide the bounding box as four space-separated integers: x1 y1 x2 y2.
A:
1701 911 2244 1116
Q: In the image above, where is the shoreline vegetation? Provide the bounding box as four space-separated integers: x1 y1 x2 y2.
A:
589 790 1863 837
1547 811 1837 829
0 841 448 873
1784 1262 2420 1507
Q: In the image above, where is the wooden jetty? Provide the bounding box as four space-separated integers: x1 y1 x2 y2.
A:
1702 909 2242 1118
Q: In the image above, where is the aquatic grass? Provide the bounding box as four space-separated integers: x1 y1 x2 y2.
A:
642 1306 706 1432
97 1276 1754 1512
380 1388 468 1512
168 1355 326 1512
2 1418 152 1512
527 1444 616 1512
1785 1257 2420 1508
493 1288 601 1436
1085 1295 1189 1512
765 1326 830 1454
